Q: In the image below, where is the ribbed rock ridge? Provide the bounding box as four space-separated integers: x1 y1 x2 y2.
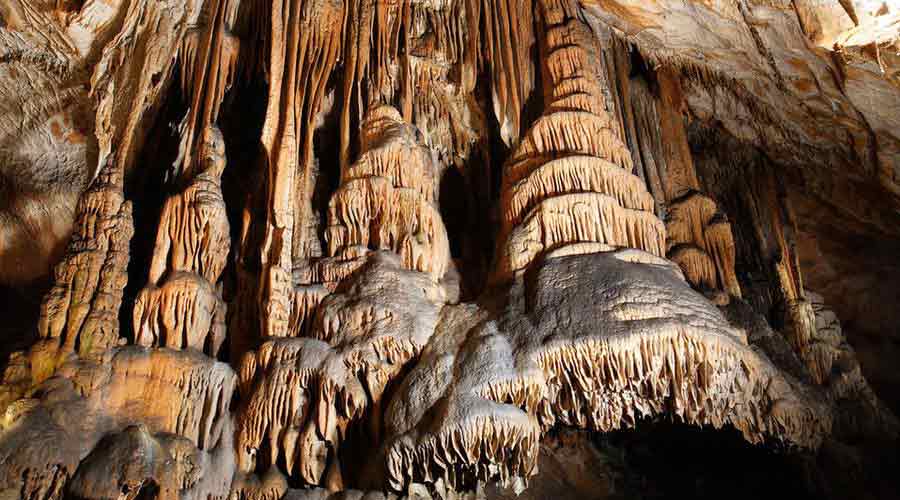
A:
494 0 664 281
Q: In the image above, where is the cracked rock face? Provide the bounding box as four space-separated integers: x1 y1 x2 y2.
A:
0 0 898 499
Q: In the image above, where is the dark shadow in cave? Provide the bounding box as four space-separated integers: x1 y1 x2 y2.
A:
488 422 818 500
120 71 184 344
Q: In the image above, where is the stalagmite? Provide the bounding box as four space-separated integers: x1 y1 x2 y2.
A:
236 105 453 491
133 125 231 356
32 162 133 383
237 253 448 488
383 0 832 492
385 249 829 492
493 0 663 281
324 106 451 281
147 126 231 286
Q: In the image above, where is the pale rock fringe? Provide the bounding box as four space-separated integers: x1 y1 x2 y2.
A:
384 249 831 492
0 0 894 496
236 254 447 489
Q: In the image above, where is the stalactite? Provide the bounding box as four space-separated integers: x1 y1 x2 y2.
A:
2 0 895 498
236 105 451 491
175 0 241 178
378 2 830 493
626 65 743 300
250 0 346 341
473 0 536 147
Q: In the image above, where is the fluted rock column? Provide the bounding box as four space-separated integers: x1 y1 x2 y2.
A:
493 0 664 283
289 105 452 336
234 106 452 492
131 0 239 356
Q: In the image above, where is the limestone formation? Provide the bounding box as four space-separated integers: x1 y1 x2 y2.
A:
323 106 451 281
236 253 449 489
624 67 742 302
0 0 898 499
494 0 665 281
384 249 828 491
133 125 231 356
32 162 133 382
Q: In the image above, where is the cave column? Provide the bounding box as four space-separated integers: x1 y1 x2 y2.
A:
615 57 743 302
233 0 344 349
131 0 240 357
492 0 665 282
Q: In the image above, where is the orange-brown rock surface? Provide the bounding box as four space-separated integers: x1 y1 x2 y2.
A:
0 0 898 499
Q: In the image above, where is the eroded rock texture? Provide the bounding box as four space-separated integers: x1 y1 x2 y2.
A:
0 0 898 499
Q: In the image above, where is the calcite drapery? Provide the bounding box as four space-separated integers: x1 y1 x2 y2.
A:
381 0 829 492
235 109 454 491
236 253 449 490
1 0 897 498
133 0 239 356
384 249 828 491
624 67 742 302
248 0 346 343
324 106 451 281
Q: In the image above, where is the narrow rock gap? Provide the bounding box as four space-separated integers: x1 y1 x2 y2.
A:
120 78 185 343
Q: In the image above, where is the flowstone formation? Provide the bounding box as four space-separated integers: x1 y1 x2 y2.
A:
0 0 899 499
